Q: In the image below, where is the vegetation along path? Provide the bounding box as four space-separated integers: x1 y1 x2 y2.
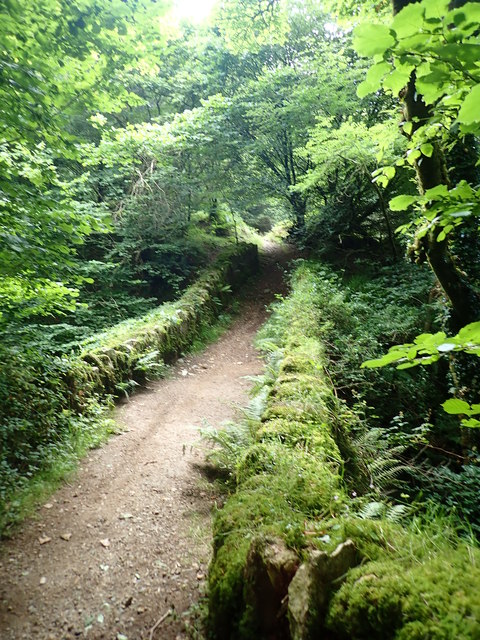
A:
0 244 292 640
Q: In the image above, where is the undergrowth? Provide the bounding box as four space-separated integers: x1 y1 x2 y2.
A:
297 259 480 534
0 406 119 536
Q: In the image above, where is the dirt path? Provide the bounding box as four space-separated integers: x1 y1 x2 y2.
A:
0 243 293 640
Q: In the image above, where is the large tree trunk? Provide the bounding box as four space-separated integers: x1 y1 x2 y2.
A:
448 136 480 285
393 0 480 328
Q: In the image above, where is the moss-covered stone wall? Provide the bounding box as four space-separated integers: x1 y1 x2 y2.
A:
0 243 259 524
70 242 259 401
208 262 480 640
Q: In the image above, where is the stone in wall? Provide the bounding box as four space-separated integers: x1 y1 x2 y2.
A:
244 536 300 639
288 539 358 640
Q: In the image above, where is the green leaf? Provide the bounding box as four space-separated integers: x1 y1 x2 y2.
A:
397 361 419 370
442 398 471 414
458 85 480 126
367 61 391 85
414 331 446 348
457 321 480 344
373 175 387 188
353 24 395 57
424 184 449 199
423 0 449 19
420 143 434 157
361 350 406 368
357 80 375 99
406 148 421 165
384 166 396 180
451 2 480 29
391 3 424 38
461 418 480 428
383 68 410 94
357 61 391 97
389 194 417 211
436 43 480 66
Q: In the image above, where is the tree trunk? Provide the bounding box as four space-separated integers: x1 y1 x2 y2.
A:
372 181 398 260
393 0 480 454
393 1 480 327
288 192 306 233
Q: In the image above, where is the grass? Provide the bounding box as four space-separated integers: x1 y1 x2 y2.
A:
0 409 120 537
189 308 236 354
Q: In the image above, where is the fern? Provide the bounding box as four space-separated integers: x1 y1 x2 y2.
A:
201 419 253 483
133 350 167 378
115 379 140 399
357 500 385 520
357 500 411 523
387 503 410 523
352 427 410 494
240 387 269 422
241 374 267 397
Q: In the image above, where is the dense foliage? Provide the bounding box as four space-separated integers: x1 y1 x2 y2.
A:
0 242 258 533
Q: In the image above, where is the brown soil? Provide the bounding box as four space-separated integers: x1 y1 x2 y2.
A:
0 242 294 640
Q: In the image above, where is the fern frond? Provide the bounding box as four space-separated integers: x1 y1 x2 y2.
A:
358 501 386 520
387 503 410 522
357 500 411 523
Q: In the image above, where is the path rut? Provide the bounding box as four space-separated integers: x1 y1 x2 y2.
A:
0 244 292 640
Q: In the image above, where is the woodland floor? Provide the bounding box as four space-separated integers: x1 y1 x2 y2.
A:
0 242 293 640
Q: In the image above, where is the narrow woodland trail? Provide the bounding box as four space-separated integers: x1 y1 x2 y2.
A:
0 243 293 640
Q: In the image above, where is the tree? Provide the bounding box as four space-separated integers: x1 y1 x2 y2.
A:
354 0 480 327
355 0 480 426
222 3 364 231
297 117 406 256
0 0 168 322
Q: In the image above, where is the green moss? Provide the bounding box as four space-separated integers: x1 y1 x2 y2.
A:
208 535 251 639
341 518 405 560
327 549 480 639
209 485 298 638
75 243 258 399
261 403 305 421
209 258 480 639
209 258 353 639
255 418 341 461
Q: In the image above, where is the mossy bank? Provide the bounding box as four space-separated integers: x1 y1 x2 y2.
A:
207 261 480 640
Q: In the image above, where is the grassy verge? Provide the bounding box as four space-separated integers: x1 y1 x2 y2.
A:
0 409 120 536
